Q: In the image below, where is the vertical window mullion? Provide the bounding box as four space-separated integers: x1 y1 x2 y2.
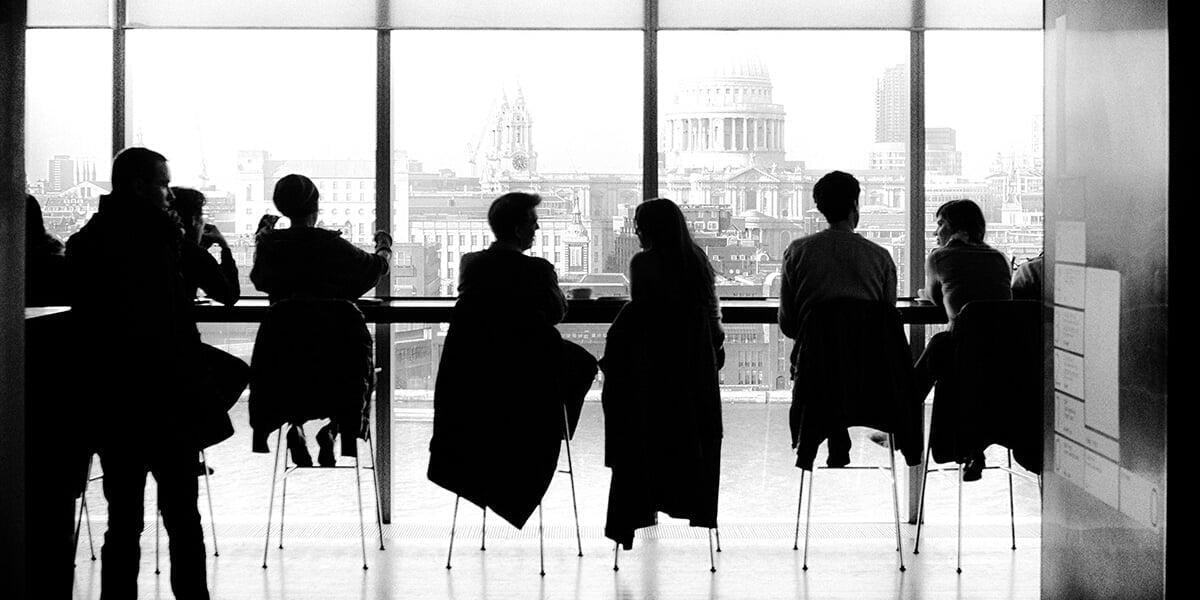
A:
374 16 393 522
643 0 658 198
112 0 126 156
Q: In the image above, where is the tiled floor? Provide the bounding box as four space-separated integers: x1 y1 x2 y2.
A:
70 401 1041 599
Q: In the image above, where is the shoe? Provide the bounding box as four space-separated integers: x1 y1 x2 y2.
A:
286 425 313 467
868 432 890 448
962 456 986 482
826 451 851 468
316 423 337 467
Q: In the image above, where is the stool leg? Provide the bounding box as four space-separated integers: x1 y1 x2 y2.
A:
956 463 964 574
802 470 814 570
715 528 722 552
446 496 460 570
1007 449 1016 550
366 433 385 551
613 541 620 572
201 450 219 557
888 434 906 572
84 496 96 561
480 508 487 551
538 504 545 577
154 506 161 575
263 429 284 569
708 529 716 573
792 469 805 551
914 444 932 554
562 406 583 558
354 452 368 570
279 449 289 549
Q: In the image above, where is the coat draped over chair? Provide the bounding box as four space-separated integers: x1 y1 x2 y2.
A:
249 298 373 457
427 246 596 530
600 301 724 549
929 300 1042 474
789 300 924 470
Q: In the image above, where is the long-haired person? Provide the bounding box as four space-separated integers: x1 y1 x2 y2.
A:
601 197 725 550
917 198 1012 480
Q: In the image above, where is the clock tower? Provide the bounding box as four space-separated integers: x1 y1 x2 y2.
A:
480 86 538 190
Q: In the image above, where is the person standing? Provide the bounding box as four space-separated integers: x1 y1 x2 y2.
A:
66 147 211 600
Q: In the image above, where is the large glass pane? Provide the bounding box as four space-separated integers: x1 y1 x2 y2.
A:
925 0 1042 30
126 0 376 28
27 0 111 28
660 0 914 30
658 31 912 294
389 0 641 29
391 30 643 298
127 30 377 301
925 31 1044 266
24 29 112 241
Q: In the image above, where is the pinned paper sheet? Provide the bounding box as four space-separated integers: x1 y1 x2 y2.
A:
1083 268 1120 439
1054 306 1084 354
1054 349 1085 399
1055 263 1086 309
1055 221 1087 264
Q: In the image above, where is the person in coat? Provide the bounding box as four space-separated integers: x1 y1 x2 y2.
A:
428 191 597 529
66 147 212 600
600 197 725 549
248 173 392 467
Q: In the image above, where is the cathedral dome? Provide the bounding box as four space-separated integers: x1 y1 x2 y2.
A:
708 56 771 82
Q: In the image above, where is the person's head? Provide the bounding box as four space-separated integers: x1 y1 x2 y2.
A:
813 170 860 227
272 174 320 224
934 199 987 246
634 197 691 253
111 147 172 210
171 186 206 243
487 192 541 250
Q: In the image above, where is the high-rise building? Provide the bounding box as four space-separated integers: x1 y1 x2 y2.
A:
47 155 76 192
874 64 908 144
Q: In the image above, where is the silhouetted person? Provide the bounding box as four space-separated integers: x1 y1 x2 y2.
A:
428 192 597 529
171 187 239 305
249 173 391 466
916 198 1012 480
1011 252 1044 301
778 170 897 467
66 147 211 600
25 194 70 307
600 197 724 549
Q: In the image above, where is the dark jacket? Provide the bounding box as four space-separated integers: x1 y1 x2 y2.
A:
929 301 1042 473
251 227 388 302
249 299 373 456
66 193 227 450
427 245 594 530
183 242 240 305
789 300 923 470
600 296 724 549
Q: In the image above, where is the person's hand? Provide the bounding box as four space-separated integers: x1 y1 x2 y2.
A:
373 230 393 253
201 223 228 250
257 214 280 233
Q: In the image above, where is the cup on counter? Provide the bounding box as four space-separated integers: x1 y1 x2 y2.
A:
569 287 593 300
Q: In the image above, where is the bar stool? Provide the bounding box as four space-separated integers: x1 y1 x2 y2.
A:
445 404 581 576
261 425 385 570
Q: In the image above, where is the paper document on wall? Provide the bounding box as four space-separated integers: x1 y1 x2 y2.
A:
1054 391 1085 440
1054 306 1084 354
1083 268 1120 439
1055 263 1086 309
1084 451 1120 509
1054 434 1085 487
1054 349 1085 400
1055 221 1087 264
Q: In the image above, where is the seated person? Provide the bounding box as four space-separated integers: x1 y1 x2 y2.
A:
171 186 240 305
250 173 392 466
600 198 724 549
428 192 596 529
778 170 897 467
916 198 1012 481
1011 252 1044 301
25 194 70 307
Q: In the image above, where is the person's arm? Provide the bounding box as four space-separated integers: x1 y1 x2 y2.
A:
538 259 568 325
191 223 239 305
778 244 799 339
326 232 391 298
883 253 898 305
923 251 943 306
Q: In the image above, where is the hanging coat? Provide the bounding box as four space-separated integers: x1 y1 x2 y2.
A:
601 300 724 549
427 246 596 529
789 300 924 470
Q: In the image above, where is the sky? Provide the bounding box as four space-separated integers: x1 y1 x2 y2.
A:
25 28 1041 188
